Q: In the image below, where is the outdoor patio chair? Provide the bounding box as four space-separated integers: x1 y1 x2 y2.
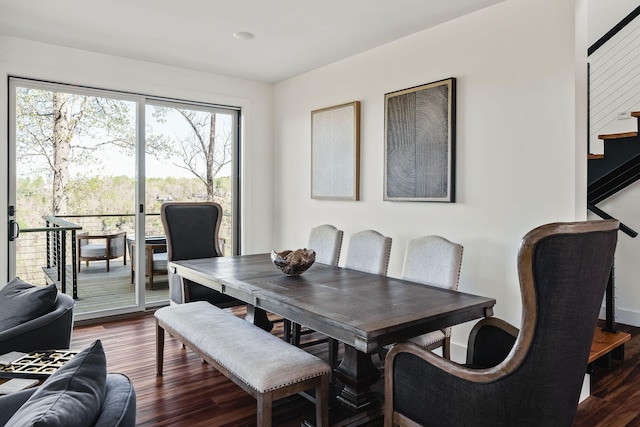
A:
128 236 167 290
77 231 127 272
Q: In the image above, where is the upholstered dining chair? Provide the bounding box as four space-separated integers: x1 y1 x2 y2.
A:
307 229 390 369
344 229 392 275
286 225 344 358
385 220 619 427
308 224 343 266
160 202 243 308
398 235 463 359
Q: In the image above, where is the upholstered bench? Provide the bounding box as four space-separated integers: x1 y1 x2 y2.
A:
154 302 330 427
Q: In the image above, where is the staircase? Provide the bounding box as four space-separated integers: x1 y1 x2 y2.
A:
586 114 639 368
585 4 640 373
588 112 640 209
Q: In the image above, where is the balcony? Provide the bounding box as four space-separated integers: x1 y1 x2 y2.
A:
16 214 170 316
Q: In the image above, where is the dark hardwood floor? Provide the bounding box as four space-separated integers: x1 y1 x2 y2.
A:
71 310 639 426
575 323 640 426
72 307 347 427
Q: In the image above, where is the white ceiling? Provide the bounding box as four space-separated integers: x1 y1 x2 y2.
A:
0 0 504 83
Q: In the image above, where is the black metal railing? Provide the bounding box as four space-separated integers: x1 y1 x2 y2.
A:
20 216 83 298
19 213 165 299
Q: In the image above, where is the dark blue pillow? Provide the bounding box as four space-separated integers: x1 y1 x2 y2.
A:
6 340 107 427
0 278 57 330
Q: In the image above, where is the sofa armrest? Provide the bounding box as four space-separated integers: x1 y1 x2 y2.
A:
0 388 37 425
94 373 136 427
0 293 74 352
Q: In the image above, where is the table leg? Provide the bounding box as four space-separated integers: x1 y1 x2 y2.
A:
245 305 274 332
334 345 381 410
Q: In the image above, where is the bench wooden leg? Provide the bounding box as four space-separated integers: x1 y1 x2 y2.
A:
257 392 273 427
316 375 329 427
156 323 164 376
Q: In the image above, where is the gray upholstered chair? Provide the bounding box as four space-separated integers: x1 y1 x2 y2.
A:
160 201 243 308
313 229 390 369
344 229 392 275
77 231 127 272
308 224 343 266
399 235 463 359
0 279 74 353
385 220 619 427
286 225 344 361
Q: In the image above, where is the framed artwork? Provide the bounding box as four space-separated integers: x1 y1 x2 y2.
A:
384 78 456 202
311 101 360 200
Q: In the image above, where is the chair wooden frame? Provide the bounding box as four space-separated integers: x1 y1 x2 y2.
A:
129 239 167 290
384 220 620 427
77 231 127 272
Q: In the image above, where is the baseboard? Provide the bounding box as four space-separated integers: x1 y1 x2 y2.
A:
599 306 640 327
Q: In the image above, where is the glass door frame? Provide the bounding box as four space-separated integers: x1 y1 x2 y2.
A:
145 98 241 256
8 77 241 321
8 77 147 321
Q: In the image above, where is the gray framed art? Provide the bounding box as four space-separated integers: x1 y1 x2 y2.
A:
311 101 360 200
384 78 456 202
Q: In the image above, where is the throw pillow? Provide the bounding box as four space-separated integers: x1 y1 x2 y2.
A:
0 277 58 330
5 340 107 427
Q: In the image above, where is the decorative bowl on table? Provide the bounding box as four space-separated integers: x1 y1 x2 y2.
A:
271 248 316 276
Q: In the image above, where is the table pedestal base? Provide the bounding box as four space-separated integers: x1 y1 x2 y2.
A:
334 346 381 410
245 306 274 332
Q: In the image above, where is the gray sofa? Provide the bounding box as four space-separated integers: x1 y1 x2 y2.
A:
0 278 74 353
0 373 136 427
0 340 136 427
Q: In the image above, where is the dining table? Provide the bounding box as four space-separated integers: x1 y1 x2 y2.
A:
169 253 496 424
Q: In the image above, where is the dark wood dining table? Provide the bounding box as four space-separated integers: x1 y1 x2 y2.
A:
169 253 496 423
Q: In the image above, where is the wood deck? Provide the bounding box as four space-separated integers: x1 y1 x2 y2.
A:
44 258 169 315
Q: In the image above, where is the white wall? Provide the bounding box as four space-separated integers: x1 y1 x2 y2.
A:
589 0 639 45
0 35 275 280
273 0 585 345
590 182 640 326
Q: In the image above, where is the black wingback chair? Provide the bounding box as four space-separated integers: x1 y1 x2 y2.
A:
385 220 619 427
161 202 243 308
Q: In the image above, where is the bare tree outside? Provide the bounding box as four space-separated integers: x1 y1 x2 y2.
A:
16 88 135 215
149 106 234 202
12 83 238 286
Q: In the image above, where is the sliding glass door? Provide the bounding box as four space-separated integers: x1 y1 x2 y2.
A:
8 78 239 320
145 100 239 256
